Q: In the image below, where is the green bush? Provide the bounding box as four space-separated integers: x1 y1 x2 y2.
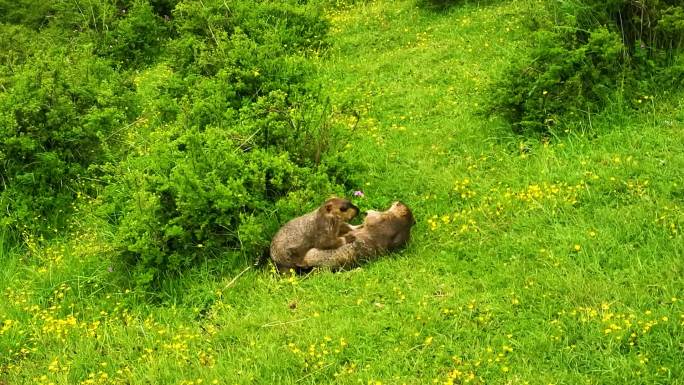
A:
100 122 336 287
489 0 684 133
0 48 134 233
93 0 346 288
562 0 684 53
99 1 169 68
0 0 53 28
100 85 345 287
490 27 627 132
1 0 351 288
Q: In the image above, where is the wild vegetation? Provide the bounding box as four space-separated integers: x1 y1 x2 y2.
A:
1 0 353 287
1 0 683 384
489 0 684 133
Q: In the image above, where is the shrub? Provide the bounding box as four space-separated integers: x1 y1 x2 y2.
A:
490 27 627 132
95 0 346 288
0 24 37 68
562 0 684 53
101 125 335 287
98 1 169 68
0 0 53 28
489 0 684 133
0 49 134 234
100 91 341 287
0 0 352 288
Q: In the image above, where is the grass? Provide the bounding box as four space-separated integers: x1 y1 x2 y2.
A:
2 0 683 384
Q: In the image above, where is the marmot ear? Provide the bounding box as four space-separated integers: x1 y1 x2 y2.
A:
325 203 333 213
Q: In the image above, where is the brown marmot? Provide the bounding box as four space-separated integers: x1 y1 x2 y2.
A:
299 201 415 270
270 197 359 272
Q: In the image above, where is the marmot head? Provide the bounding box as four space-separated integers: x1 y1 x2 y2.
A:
321 197 359 222
364 201 415 250
365 201 415 226
388 201 416 225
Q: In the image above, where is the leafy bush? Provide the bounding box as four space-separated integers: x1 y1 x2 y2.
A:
562 0 684 53
0 48 134 233
93 0 346 287
99 1 169 68
101 121 336 287
489 0 684 133
1 0 352 288
0 0 53 28
490 27 627 132
100 83 343 287
0 0 160 234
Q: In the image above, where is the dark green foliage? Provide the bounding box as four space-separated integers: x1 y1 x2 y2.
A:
148 0 181 17
101 123 334 287
491 27 627 132
100 86 341 287
0 0 53 28
97 0 339 287
1 0 350 287
0 24 38 68
490 0 684 133
0 48 134 233
0 0 118 33
99 2 169 67
563 0 684 53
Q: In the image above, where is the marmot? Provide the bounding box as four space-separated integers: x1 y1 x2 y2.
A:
270 197 359 272
299 201 415 270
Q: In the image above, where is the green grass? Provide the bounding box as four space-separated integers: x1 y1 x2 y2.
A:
2 1 683 384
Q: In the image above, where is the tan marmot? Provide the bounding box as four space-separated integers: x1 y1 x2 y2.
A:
299 201 415 270
270 197 359 272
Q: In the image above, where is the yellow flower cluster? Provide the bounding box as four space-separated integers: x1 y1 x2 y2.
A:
427 211 478 233
178 379 219 385
550 300 682 349
655 204 682 238
437 343 516 385
429 179 591 233
78 368 131 385
453 178 476 200
287 335 349 372
504 182 585 205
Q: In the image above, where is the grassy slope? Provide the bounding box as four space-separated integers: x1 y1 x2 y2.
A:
2 1 684 384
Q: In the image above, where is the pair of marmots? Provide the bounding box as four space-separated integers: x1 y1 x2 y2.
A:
270 198 415 272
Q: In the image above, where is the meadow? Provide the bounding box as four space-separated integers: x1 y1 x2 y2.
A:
1 0 683 384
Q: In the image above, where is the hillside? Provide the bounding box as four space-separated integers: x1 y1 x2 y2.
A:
1 1 683 384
